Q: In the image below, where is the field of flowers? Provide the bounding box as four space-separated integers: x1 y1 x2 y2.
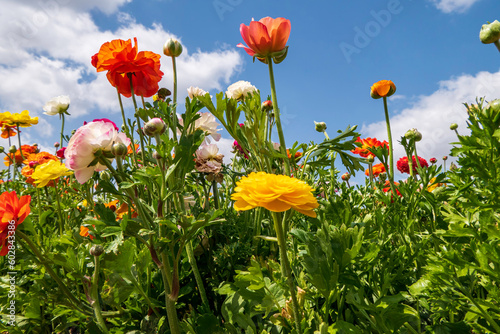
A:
1 16 500 334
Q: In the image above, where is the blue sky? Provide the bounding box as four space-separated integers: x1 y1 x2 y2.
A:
1 0 499 182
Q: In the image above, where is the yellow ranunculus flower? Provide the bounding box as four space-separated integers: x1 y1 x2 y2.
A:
0 110 38 127
231 172 319 218
31 160 73 187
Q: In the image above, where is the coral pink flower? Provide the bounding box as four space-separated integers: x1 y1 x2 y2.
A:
65 120 130 184
237 17 291 60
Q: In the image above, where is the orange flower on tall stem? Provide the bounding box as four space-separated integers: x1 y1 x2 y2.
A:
0 191 31 256
365 163 386 177
92 38 164 98
370 80 396 99
237 17 291 63
351 137 388 158
0 122 17 139
4 145 38 166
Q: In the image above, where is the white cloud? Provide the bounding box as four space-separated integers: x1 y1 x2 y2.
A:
429 0 482 13
361 69 500 178
0 0 243 151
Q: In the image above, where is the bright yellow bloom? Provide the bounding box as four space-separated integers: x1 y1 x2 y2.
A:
31 160 73 187
0 110 38 127
231 172 319 218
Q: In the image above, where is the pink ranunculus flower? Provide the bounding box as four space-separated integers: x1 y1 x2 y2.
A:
65 120 130 184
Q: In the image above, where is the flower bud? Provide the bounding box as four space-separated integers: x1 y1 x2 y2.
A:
9 145 17 154
450 123 458 130
261 100 273 112
430 157 437 164
111 142 128 157
152 151 161 160
144 118 166 136
54 142 60 148
442 156 448 161
379 172 387 182
487 99 500 112
163 38 183 57
0 146 4 154
479 20 500 44
90 245 104 257
341 172 350 181
100 171 111 182
314 121 327 132
405 128 422 141
367 155 375 163
157 88 171 100
370 80 396 99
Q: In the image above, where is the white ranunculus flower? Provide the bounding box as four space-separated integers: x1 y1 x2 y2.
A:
178 112 221 142
187 86 211 99
43 95 71 116
196 143 219 160
226 81 257 100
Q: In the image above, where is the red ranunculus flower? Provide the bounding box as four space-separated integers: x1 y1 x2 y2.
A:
92 38 164 98
237 17 291 61
397 156 429 174
0 191 31 256
351 137 388 158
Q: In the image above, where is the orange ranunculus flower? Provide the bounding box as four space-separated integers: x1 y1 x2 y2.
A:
115 202 138 219
92 38 164 98
287 149 302 160
80 225 95 240
0 122 17 139
365 163 386 177
237 17 291 62
4 145 38 166
231 171 319 218
370 80 396 99
351 137 388 158
0 191 31 256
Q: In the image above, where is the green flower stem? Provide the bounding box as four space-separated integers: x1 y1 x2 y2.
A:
494 40 500 53
35 188 43 245
212 180 219 210
116 88 138 164
160 252 180 334
171 56 179 143
60 113 66 147
175 191 210 308
128 74 146 163
17 231 92 315
267 57 290 176
368 161 374 184
185 241 210 308
383 97 394 181
271 212 302 334
91 254 109 334
129 272 161 318
16 125 24 161
53 180 67 236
